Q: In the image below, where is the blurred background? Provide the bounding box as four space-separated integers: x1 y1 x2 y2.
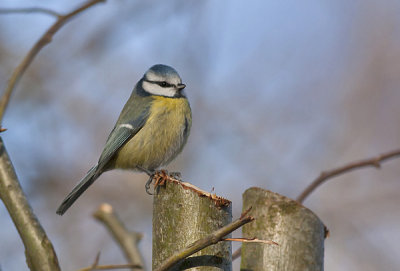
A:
1 0 400 270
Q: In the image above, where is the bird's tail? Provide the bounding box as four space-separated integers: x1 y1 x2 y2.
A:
56 165 100 216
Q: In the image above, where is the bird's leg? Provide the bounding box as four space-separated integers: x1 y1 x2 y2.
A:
137 166 155 177
139 167 181 195
136 166 156 195
145 175 155 195
141 169 170 195
145 170 168 195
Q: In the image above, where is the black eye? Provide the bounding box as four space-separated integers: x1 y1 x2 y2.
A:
160 82 168 87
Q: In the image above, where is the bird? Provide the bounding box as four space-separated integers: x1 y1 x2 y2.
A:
56 64 192 215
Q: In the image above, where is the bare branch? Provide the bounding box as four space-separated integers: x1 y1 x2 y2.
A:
154 209 254 271
0 1 105 269
0 137 60 270
0 7 61 18
0 0 105 125
93 204 144 270
297 148 400 203
91 252 101 269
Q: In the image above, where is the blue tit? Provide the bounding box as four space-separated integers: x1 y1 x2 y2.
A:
56 64 192 215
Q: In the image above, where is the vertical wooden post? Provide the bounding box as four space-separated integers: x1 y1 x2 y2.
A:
153 178 232 270
241 187 325 271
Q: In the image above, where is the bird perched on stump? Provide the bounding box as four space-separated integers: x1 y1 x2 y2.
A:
56 64 192 215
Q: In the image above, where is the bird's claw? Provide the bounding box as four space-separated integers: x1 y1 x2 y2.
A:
145 175 154 195
144 169 173 195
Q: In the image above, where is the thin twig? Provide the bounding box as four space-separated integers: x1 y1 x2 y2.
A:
0 7 61 17
0 0 105 125
297 148 400 203
154 208 255 271
230 237 278 262
223 237 278 245
93 204 144 270
231 247 241 261
91 252 101 269
78 263 142 271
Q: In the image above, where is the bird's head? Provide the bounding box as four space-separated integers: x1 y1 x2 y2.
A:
141 64 186 98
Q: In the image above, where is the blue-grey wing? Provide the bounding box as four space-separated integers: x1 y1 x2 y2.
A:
97 111 148 170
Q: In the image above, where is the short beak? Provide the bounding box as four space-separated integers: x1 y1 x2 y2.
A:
177 83 186 90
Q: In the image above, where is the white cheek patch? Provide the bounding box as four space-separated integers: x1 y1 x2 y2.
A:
142 81 177 97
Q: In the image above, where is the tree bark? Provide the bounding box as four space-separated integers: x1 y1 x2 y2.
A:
241 187 325 271
153 178 232 270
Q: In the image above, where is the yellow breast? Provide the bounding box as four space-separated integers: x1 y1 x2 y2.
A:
114 96 192 170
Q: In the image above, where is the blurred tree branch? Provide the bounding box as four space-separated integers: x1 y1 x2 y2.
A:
297 148 400 203
0 0 105 126
0 1 105 270
0 137 60 271
0 7 61 18
154 208 254 271
93 203 144 271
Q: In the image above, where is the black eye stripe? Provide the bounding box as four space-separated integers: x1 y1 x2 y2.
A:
145 80 174 88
